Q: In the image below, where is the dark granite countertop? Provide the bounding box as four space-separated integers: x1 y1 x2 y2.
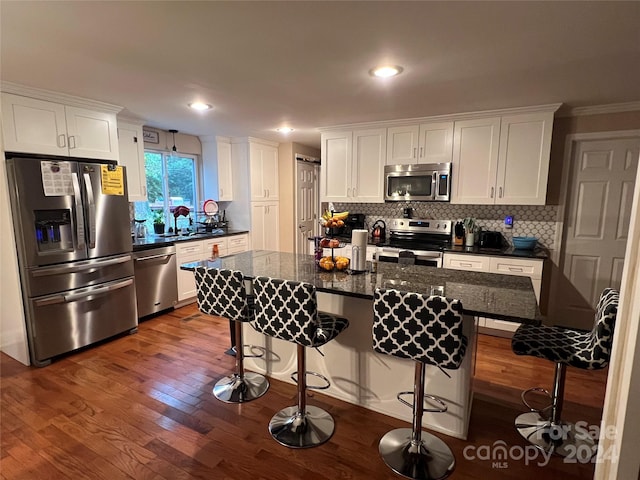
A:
181 250 541 324
133 229 249 252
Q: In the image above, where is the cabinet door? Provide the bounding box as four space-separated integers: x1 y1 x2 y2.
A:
386 125 419 164
418 121 454 164
451 117 501 204
496 112 553 205
352 128 386 203
176 252 203 301
250 143 279 201
217 141 233 201
117 122 147 202
65 106 119 161
321 131 352 202
251 203 266 250
1 93 69 156
264 203 280 251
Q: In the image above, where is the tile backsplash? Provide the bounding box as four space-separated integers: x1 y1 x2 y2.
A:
332 202 558 249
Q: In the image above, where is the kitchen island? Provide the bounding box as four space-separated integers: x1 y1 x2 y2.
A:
182 250 541 439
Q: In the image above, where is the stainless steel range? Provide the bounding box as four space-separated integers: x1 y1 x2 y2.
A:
376 219 452 268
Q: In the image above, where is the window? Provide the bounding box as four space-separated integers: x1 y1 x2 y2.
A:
134 151 199 234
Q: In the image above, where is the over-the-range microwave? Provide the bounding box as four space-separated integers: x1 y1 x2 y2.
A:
384 162 451 202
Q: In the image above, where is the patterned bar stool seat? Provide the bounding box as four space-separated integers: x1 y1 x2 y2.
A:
373 288 467 480
251 276 349 448
511 288 619 457
194 267 269 403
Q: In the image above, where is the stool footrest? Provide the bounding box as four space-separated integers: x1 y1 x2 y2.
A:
397 391 448 413
521 387 552 416
290 371 330 390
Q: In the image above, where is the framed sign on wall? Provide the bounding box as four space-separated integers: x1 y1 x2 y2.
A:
142 129 159 144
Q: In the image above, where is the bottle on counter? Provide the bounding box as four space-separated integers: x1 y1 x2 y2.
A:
212 244 219 258
370 251 378 273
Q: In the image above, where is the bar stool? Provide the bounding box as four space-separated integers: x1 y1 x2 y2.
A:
194 267 269 403
251 276 349 448
373 288 467 480
511 288 619 457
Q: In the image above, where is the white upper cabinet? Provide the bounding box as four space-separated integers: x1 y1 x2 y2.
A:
386 125 419 164
451 117 501 205
1 92 119 160
496 112 554 205
321 128 385 203
250 142 279 201
452 110 555 205
386 121 454 165
217 140 233 201
321 131 352 202
117 121 147 202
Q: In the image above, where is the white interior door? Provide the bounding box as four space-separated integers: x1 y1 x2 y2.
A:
295 161 318 254
555 136 640 329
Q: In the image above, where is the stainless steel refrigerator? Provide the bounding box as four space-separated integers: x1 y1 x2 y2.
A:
6 154 137 366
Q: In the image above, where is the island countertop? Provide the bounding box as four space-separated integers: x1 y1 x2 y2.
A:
181 250 541 325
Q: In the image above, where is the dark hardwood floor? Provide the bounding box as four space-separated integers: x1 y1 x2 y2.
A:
1 305 607 479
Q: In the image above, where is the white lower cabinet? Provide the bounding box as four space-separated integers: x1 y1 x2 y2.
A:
175 234 249 303
251 202 279 251
443 253 543 337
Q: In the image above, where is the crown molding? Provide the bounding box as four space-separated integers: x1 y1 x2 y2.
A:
557 101 640 118
318 103 563 132
1 81 122 114
230 136 279 147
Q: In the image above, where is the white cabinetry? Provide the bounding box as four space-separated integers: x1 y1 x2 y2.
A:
321 128 386 203
176 234 249 303
217 140 233 201
1 92 119 160
386 122 454 165
117 121 147 202
443 253 543 336
451 110 554 205
250 142 279 201
251 202 279 250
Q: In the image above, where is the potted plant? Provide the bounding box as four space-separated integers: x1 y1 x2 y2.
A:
153 209 165 235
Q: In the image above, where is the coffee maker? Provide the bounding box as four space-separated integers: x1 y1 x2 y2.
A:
343 214 365 236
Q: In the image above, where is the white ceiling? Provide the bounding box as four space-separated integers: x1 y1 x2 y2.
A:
2 1 639 149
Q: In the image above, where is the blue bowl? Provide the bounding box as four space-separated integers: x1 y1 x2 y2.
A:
512 237 538 250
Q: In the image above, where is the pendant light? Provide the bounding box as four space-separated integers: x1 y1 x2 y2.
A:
169 129 178 158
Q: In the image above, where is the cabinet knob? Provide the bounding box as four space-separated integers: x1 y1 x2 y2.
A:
490 187 495 198
499 186 503 198
419 146 424 158
68 135 77 149
57 134 66 148
413 147 417 159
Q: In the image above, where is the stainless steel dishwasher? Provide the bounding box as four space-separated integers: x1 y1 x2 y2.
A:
133 245 178 318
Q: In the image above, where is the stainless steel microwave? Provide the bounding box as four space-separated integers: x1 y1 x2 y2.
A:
384 163 451 202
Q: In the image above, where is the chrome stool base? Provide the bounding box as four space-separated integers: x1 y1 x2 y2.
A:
213 372 269 403
268 405 335 448
515 412 596 458
379 428 455 480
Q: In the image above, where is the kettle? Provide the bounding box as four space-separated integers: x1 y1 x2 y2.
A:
372 220 386 240
134 219 147 238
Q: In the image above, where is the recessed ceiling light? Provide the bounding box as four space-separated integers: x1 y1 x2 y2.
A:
370 65 403 78
276 127 294 133
188 102 212 111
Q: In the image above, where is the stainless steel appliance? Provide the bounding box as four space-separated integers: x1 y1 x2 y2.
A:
384 163 451 202
376 219 452 267
6 154 137 366
133 245 177 318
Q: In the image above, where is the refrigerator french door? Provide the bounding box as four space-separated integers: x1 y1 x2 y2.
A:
7 154 137 366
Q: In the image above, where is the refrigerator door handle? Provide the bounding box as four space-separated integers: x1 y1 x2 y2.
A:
31 255 132 277
63 278 134 303
33 278 134 306
83 173 97 249
71 173 86 250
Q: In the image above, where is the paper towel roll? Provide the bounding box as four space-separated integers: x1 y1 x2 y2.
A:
351 229 368 271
